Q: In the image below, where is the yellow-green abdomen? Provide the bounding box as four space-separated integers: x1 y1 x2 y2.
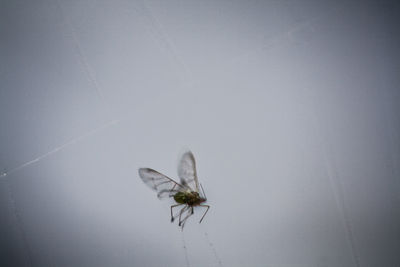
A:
174 191 187 204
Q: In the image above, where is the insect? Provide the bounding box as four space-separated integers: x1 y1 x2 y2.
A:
138 151 210 229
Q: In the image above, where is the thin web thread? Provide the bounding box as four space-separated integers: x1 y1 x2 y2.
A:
306 90 361 267
204 231 223 267
55 0 111 114
3 177 33 266
181 231 190 267
0 119 120 179
141 0 194 87
228 3 344 66
323 154 360 267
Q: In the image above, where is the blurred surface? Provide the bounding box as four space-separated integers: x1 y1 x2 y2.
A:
1 0 399 266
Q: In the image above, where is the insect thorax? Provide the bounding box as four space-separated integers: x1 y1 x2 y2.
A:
174 191 202 205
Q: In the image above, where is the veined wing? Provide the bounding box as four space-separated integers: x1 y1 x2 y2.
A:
138 168 184 199
177 151 199 192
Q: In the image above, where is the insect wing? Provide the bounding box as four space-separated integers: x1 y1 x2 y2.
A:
177 151 199 192
138 168 184 199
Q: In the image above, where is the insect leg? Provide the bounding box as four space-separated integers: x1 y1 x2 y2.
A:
173 205 186 222
171 204 184 222
198 205 210 223
180 207 194 229
178 205 189 226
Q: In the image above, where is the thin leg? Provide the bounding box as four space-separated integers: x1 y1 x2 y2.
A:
173 205 186 222
180 207 194 229
178 206 189 226
171 204 183 222
199 205 210 223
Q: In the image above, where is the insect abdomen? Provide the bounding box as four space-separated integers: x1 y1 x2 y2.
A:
173 192 187 204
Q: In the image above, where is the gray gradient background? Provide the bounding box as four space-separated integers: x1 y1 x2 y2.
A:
1 1 399 266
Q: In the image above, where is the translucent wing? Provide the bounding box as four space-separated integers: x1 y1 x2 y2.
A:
138 168 184 199
177 151 199 192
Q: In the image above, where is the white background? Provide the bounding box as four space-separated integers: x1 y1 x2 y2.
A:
1 1 399 266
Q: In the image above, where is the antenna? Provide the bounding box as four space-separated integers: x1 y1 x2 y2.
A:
200 183 207 200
